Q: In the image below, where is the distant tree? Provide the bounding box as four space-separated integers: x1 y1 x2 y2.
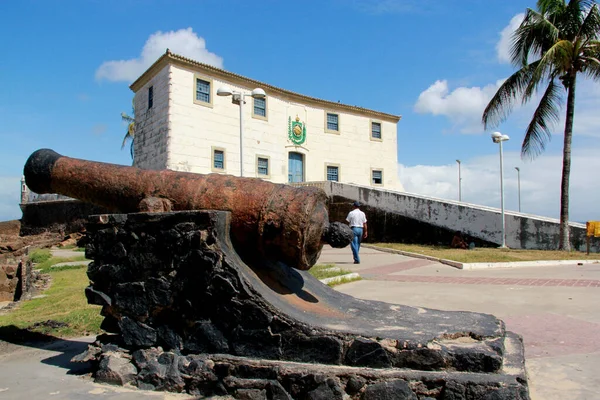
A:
121 101 135 161
482 0 600 250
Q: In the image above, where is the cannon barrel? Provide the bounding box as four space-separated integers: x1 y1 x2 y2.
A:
24 149 351 270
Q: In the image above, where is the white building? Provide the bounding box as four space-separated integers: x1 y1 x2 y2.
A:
130 50 403 190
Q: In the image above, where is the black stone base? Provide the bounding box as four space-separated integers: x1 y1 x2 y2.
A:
77 211 530 399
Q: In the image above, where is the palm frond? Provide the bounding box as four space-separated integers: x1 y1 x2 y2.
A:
121 112 134 123
577 4 600 41
511 8 559 66
523 40 573 99
482 61 539 129
522 79 562 159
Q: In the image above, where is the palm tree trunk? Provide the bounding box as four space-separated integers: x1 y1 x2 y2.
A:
559 74 576 251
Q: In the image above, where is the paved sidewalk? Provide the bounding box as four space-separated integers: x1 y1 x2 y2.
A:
317 245 600 400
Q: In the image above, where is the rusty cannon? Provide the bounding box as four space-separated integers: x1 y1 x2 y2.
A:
23 149 351 270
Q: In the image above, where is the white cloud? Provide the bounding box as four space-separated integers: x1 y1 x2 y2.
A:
414 79 503 133
95 28 223 82
0 176 22 222
496 13 524 64
399 148 600 222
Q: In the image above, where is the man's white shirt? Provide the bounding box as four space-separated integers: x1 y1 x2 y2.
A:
346 209 367 227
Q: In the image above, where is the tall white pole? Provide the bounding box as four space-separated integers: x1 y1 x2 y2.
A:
516 167 521 212
499 141 506 248
456 160 462 202
239 94 244 177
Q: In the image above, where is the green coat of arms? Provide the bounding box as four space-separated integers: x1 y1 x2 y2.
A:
288 116 306 145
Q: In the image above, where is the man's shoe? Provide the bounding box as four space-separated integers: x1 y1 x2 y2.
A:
354 261 360 264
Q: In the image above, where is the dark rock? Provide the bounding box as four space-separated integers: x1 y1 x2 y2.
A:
267 380 293 400
239 300 273 329
345 338 392 368
236 388 267 400
345 375 366 395
231 327 282 359
99 315 120 333
119 316 157 347
441 381 466 400
95 354 137 386
71 344 101 363
361 380 417 400
114 282 148 317
146 276 172 307
307 379 344 400
157 325 183 351
184 321 229 353
395 348 447 370
450 346 502 373
282 334 343 364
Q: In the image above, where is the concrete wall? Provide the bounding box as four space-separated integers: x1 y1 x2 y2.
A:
133 64 170 170
301 181 598 252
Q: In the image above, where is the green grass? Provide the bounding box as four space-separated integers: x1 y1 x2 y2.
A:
28 248 52 264
309 264 352 279
309 264 363 287
0 267 102 338
372 243 600 263
35 255 88 272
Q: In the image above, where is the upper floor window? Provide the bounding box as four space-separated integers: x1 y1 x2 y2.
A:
326 165 339 182
325 112 339 133
372 169 383 185
212 147 225 171
194 75 213 107
253 97 267 120
148 86 154 109
257 156 269 176
371 121 382 140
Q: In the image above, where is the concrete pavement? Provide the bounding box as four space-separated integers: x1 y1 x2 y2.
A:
317 245 600 400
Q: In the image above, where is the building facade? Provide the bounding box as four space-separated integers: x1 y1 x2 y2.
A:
130 50 403 190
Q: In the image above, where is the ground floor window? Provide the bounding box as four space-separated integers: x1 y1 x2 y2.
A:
326 165 339 182
212 147 225 171
371 169 383 185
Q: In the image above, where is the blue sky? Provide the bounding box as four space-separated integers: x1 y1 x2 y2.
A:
1 0 599 222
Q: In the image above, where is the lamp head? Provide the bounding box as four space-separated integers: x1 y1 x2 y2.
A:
491 131 509 143
251 88 266 99
217 87 233 97
456 159 461 164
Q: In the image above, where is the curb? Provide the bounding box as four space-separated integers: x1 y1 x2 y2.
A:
362 244 600 270
362 244 462 269
320 273 361 285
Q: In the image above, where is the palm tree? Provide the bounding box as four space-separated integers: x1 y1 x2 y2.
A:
483 0 600 250
121 103 135 160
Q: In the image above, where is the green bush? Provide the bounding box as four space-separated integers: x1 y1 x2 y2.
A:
29 249 52 264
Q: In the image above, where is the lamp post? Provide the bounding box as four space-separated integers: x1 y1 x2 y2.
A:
515 167 521 213
491 132 510 248
456 159 462 202
217 86 266 177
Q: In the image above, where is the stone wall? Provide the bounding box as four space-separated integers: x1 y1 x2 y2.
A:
77 210 529 399
0 261 34 302
19 200 109 236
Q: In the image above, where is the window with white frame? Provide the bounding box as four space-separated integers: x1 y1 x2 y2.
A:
326 165 339 182
148 86 154 109
195 78 211 104
257 157 269 176
213 149 225 170
326 112 339 133
253 97 267 119
371 121 382 140
371 169 383 185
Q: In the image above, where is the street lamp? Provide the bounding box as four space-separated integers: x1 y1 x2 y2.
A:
456 159 462 202
515 167 521 213
217 86 266 177
491 131 510 248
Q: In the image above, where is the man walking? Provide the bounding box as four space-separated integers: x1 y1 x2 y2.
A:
346 201 367 264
